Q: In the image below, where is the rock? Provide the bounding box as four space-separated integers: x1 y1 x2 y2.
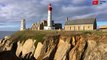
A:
54 36 71 60
16 39 36 58
84 40 107 60
37 35 59 60
69 36 86 60
0 39 12 52
69 49 76 60
4 36 11 40
69 36 77 60
34 42 43 59
22 39 35 57
16 41 23 57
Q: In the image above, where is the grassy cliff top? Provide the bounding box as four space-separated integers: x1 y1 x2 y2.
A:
9 30 107 44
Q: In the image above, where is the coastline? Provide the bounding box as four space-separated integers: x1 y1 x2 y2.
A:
0 31 15 39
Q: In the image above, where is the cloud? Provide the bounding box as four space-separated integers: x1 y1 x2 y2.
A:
71 0 86 4
61 5 94 14
0 0 106 31
40 0 61 5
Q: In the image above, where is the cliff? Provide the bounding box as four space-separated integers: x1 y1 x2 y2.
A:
0 30 107 60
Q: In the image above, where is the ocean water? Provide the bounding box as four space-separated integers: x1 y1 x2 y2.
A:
0 31 15 39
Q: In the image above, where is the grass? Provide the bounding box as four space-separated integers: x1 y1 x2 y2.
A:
10 30 42 44
9 30 107 47
9 30 59 47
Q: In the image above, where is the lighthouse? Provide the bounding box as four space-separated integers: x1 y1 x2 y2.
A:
48 3 52 27
44 3 55 30
20 19 26 31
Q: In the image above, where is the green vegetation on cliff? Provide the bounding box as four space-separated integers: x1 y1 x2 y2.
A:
9 30 107 46
10 30 45 43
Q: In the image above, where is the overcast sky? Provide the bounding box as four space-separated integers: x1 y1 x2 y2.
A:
0 0 107 31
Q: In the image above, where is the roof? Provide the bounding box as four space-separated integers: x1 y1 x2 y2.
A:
65 18 96 25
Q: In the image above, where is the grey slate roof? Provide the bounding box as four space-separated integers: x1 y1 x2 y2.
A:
65 18 96 25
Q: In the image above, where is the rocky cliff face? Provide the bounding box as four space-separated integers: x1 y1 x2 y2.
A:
0 31 107 60
0 36 12 52
16 39 36 58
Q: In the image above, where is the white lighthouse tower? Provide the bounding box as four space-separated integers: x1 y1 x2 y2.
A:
20 19 26 31
48 3 52 27
44 3 55 30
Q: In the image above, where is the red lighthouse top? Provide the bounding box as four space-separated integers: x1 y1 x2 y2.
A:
48 3 52 11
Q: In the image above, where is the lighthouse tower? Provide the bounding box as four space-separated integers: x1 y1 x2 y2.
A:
48 3 52 27
44 3 55 30
20 19 26 31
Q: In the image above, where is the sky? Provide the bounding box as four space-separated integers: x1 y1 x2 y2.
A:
0 0 107 31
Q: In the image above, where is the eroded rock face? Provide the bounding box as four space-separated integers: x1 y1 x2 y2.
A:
1 32 107 60
34 42 43 59
0 38 12 52
54 36 71 60
15 41 23 57
37 35 59 60
69 36 87 60
84 40 107 60
16 39 36 58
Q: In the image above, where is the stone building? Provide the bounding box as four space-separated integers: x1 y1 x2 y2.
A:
31 20 47 30
31 20 62 30
31 23 40 30
64 18 97 31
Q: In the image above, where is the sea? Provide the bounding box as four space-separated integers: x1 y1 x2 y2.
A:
0 31 15 39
